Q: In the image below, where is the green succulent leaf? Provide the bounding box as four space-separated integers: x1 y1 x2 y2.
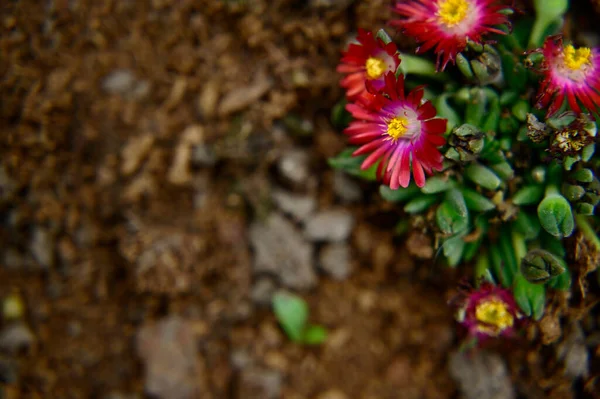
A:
301 325 328 345
375 28 393 44
328 148 379 181
404 195 439 214
331 99 352 130
462 188 496 212
475 253 495 285
442 235 466 267
547 269 572 291
272 291 309 342
465 163 501 191
456 53 474 79
512 185 544 205
513 211 541 240
421 176 456 194
489 245 512 288
571 168 594 184
538 190 575 238
513 273 545 320
379 184 421 202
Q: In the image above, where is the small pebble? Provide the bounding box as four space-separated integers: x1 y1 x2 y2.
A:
304 209 354 242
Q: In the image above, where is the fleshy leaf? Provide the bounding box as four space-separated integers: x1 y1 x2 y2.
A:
272 291 309 342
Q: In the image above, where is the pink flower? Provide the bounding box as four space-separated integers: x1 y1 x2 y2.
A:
534 35 600 118
337 29 401 99
390 0 512 71
344 72 446 189
456 283 522 339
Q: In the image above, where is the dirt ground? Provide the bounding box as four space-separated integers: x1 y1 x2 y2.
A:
1 1 600 398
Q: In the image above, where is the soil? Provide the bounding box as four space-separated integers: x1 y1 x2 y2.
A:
1 1 599 398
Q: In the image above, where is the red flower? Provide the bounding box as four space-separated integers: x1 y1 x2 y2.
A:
534 36 600 118
390 0 512 71
337 29 401 99
344 72 446 189
456 283 522 339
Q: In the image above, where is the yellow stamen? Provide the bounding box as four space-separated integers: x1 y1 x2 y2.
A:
563 45 592 71
437 0 470 27
475 298 514 333
365 57 387 79
387 117 409 141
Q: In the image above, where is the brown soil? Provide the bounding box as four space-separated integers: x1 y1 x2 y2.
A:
1 1 599 398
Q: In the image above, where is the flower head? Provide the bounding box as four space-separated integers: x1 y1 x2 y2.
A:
344 72 446 189
337 29 401 99
455 283 522 339
390 0 512 70
534 36 600 118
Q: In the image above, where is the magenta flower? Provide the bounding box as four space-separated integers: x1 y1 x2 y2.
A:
535 35 600 118
456 283 522 339
390 0 512 71
337 29 401 99
344 72 446 189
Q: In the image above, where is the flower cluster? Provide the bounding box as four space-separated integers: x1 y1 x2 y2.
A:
331 0 600 343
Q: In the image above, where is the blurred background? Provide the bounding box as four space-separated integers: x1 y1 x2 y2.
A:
1 1 600 398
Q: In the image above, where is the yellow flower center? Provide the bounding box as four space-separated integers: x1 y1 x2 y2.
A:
365 57 387 79
475 298 514 333
437 0 470 27
563 45 592 71
387 116 410 141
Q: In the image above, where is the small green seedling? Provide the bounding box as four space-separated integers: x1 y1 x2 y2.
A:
272 291 327 345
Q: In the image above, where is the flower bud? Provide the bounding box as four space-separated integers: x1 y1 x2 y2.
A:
520 249 567 284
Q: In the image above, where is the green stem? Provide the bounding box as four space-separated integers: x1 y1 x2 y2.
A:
575 214 600 251
545 184 560 197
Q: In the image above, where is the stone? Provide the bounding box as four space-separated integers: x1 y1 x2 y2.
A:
236 367 282 399
121 134 155 176
249 213 316 290
191 144 218 167
319 244 352 280
102 69 150 100
30 228 53 269
277 150 310 187
102 69 135 94
304 209 354 242
136 316 205 399
0 323 35 354
168 125 205 185
218 74 273 116
271 189 316 222
449 351 515 399
558 325 589 379
333 171 362 203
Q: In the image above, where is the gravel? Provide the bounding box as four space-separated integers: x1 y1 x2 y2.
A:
236 367 282 399
136 316 205 399
277 150 311 187
249 213 317 290
449 351 515 399
304 209 355 242
0 323 35 355
271 188 316 222
319 243 352 280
